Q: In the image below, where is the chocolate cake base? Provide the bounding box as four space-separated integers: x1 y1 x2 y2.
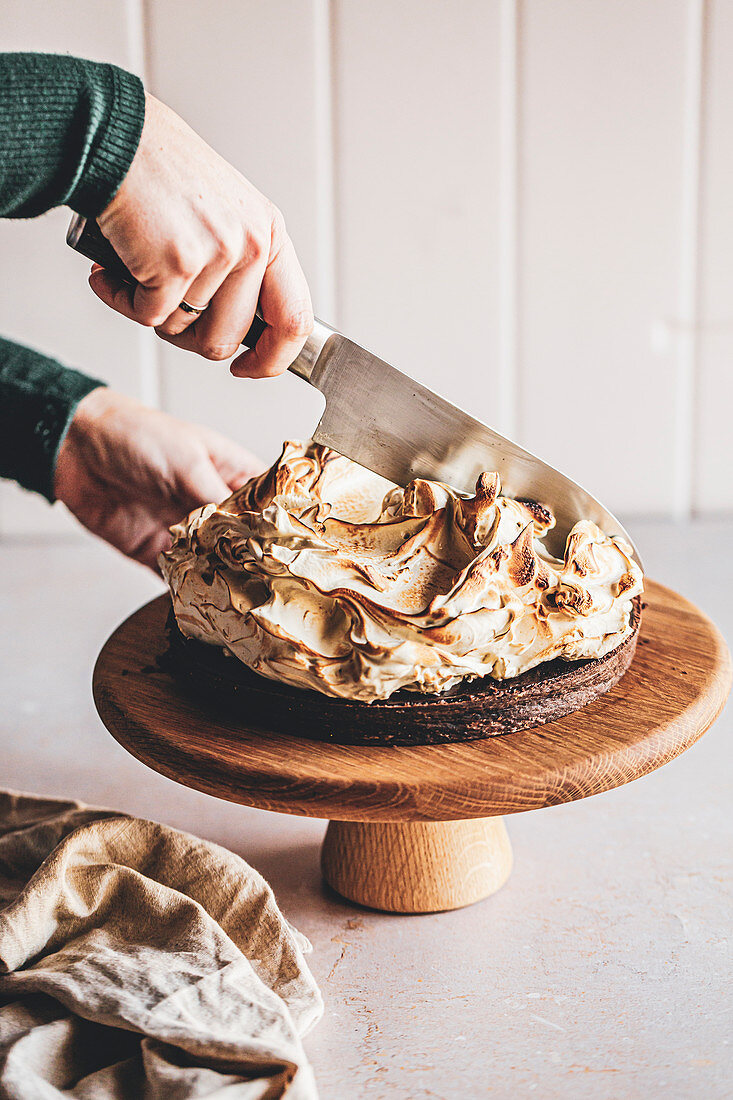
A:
162 597 641 747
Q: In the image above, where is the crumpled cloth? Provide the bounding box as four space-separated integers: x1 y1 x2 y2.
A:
0 790 323 1098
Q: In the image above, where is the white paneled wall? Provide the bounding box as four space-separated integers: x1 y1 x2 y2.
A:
0 1 153 535
144 0 328 463
332 1 503 417
0 0 730 538
697 0 733 512
518 0 688 516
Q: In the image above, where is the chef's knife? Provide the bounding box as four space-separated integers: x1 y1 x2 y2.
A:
67 214 641 565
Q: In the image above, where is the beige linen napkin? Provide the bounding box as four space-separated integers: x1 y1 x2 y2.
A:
0 790 322 1098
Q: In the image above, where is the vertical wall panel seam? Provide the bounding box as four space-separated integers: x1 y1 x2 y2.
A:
498 0 519 441
692 0 711 512
313 0 338 322
132 0 162 409
675 0 706 518
327 0 343 327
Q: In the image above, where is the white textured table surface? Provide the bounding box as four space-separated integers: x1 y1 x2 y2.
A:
1 519 731 1099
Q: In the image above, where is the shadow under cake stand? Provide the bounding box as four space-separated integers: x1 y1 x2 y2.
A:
93 579 731 914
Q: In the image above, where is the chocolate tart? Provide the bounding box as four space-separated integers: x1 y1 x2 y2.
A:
161 596 641 747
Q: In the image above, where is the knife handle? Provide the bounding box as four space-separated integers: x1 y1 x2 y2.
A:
66 214 267 349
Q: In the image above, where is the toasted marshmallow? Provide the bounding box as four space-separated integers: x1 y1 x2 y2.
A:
161 440 643 702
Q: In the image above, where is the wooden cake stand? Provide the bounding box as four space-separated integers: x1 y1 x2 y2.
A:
93 580 731 913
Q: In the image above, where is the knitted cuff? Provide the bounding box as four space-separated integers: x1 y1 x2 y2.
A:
68 64 146 218
0 341 105 502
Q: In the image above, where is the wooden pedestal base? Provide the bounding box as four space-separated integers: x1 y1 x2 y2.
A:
93 582 731 917
321 817 513 913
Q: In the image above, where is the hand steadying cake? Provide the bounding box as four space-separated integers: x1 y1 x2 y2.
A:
54 389 260 570
0 52 310 566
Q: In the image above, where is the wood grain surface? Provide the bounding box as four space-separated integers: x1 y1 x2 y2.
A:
93 580 731 823
321 818 513 913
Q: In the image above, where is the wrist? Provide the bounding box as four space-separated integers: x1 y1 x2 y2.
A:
54 385 111 504
68 385 120 430
100 92 164 222
69 64 146 219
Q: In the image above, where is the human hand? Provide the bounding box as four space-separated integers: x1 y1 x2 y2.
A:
88 93 313 379
54 388 262 570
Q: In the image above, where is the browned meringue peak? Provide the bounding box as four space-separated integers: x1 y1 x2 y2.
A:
160 440 644 702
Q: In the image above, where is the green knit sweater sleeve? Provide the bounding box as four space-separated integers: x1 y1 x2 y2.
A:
0 52 145 218
0 339 104 501
0 53 146 501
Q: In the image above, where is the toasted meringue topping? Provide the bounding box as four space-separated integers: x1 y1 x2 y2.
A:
160 440 643 702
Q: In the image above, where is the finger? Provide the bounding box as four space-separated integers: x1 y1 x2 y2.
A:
88 268 138 319
89 264 194 330
156 257 266 361
176 455 232 508
200 429 264 487
230 233 312 379
132 263 199 327
156 299 210 339
96 508 178 573
155 258 233 338
133 528 175 573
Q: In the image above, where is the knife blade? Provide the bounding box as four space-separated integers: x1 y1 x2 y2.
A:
67 214 641 565
288 321 640 564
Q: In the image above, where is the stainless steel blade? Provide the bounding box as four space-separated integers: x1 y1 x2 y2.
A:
290 325 640 565
62 214 639 565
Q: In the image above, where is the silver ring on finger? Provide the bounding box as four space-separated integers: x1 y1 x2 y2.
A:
178 299 210 316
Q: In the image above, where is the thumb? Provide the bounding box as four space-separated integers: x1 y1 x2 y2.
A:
89 268 138 318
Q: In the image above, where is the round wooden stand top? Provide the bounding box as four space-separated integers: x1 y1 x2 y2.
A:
93 580 731 823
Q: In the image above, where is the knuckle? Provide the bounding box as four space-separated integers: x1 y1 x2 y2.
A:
244 227 268 265
201 341 238 361
127 260 153 284
137 304 169 327
270 205 287 245
154 329 178 347
281 304 314 341
156 319 185 337
213 232 238 267
243 360 282 380
166 242 199 281
263 362 287 378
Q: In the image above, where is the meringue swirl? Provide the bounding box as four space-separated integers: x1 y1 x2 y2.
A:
160 440 643 702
